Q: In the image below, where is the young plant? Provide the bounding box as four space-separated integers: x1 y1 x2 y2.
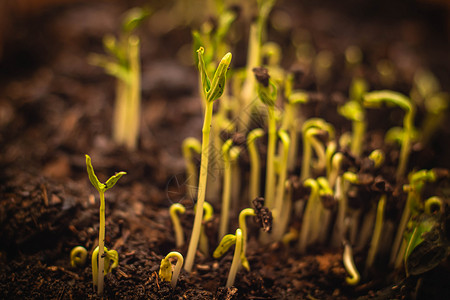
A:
85 154 126 295
219 139 241 239
159 251 184 289
89 8 149 150
182 137 202 199
247 128 265 203
365 194 386 273
363 90 415 181
184 48 232 272
238 208 256 271
91 246 119 291
197 201 214 256
300 118 335 181
70 246 87 268
343 240 360 285
254 66 278 210
170 203 186 248
213 228 243 288
298 178 320 253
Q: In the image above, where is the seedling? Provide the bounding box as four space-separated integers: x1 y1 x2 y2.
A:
254 66 278 210
343 240 360 285
363 90 415 181
91 246 119 291
170 203 186 248
298 178 320 253
213 228 243 288
182 137 202 199
300 118 335 181
247 128 265 203
238 208 257 271
159 251 184 289
390 169 437 267
365 194 386 273
197 201 214 256
70 246 87 268
368 149 385 169
85 154 126 295
184 48 232 272
89 7 149 150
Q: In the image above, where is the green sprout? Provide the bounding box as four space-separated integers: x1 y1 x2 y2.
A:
405 196 446 276
254 66 278 210
159 251 184 289
363 90 415 181
368 149 385 169
219 139 241 239
272 130 290 241
184 48 232 273
92 246 119 291
343 241 360 285
298 178 320 253
213 228 243 288
338 77 368 157
70 246 87 268
195 201 214 256
390 169 437 267
300 118 335 181
327 151 344 189
89 7 149 150
85 154 126 295
239 208 256 271
247 128 265 203
365 194 386 273
182 137 202 199
170 203 186 248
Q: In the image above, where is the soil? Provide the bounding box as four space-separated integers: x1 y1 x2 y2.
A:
1 0 450 299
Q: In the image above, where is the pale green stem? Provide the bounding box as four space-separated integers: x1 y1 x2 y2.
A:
124 35 140 150
98 191 105 295
239 208 256 270
343 242 360 285
390 192 413 265
70 246 88 268
170 204 186 248
298 178 319 253
396 107 414 181
351 119 366 157
226 229 243 288
182 137 201 199
365 194 386 272
219 139 233 239
328 152 343 189
325 141 337 177
301 128 325 180
264 106 277 209
273 130 290 241
113 79 127 145
166 252 184 289
247 128 265 204
185 101 214 272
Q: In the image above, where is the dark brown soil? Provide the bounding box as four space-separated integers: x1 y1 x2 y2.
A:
1 0 450 299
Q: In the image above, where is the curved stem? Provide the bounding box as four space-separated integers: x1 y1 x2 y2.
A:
185 101 214 272
343 241 360 285
298 178 320 253
247 128 265 204
170 203 186 248
226 229 243 288
182 137 202 199
166 252 184 289
219 139 233 239
239 208 256 270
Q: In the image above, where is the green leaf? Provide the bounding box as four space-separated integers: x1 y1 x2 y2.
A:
85 155 105 192
122 7 150 33
197 47 211 98
206 52 232 103
213 234 236 258
105 172 127 191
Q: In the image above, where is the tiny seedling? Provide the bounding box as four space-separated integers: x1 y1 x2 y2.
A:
170 203 186 248
238 208 257 271
159 251 184 289
70 246 88 268
247 128 265 203
365 194 386 273
197 201 214 256
85 154 126 295
184 48 232 272
182 137 202 199
298 178 320 253
213 228 243 288
363 90 415 181
92 246 119 290
254 66 278 210
343 240 360 285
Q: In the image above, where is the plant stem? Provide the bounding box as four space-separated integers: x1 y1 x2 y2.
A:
125 35 140 150
264 105 277 209
239 208 256 271
226 229 243 288
247 128 265 204
98 190 105 296
184 101 214 272
219 139 234 239
365 194 385 272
